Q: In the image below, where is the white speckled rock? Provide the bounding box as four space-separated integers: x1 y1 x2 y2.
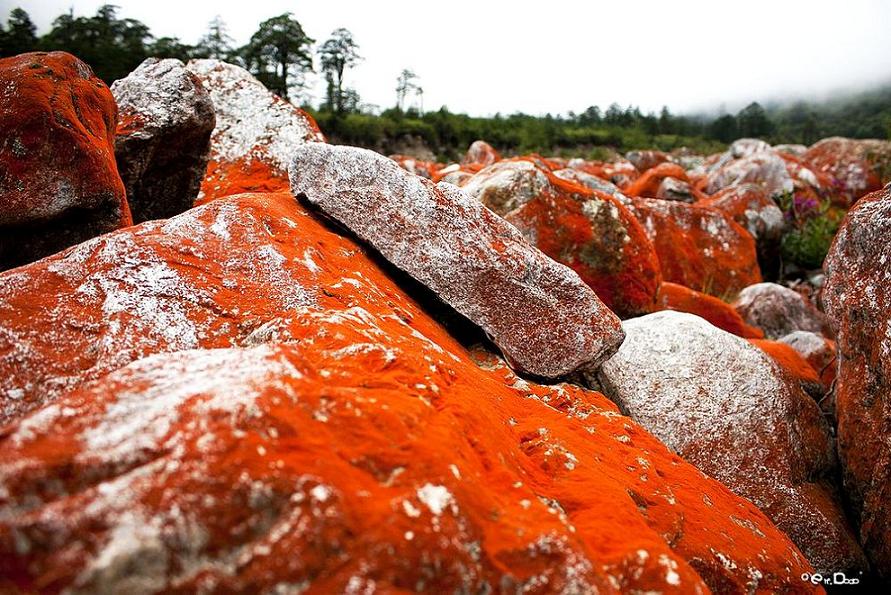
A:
733 282 831 340
289 144 625 379
184 59 325 201
655 177 695 202
461 140 500 167
823 185 891 577
773 144 808 157
778 330 837 408
593 311 866 574
705 150 793 197
112 58 215 222
461 160 551 215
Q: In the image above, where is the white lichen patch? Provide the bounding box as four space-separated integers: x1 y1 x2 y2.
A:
416 483 454 516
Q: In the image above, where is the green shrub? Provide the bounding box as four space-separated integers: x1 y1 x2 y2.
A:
780 210 841 270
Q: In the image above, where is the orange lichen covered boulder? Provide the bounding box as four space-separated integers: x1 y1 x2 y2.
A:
699 184 785 278
112 58 215 222
460 159 660 317
627 198 762 297
0 51 131 270
594 311 867 575
699 184 785 243
804 137 891 205
733 282 832 340
461 139 501 167
503 172 662 317
655 281 763 338
822 185 891 578
431 162 476 185
289 144 624 379
748 338 824 398
0 193 818 592
184 59 325 203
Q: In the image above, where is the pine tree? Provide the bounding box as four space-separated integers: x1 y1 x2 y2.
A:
242 13 313 99
319 28 362 113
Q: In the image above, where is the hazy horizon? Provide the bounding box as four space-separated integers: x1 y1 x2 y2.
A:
5 0 891 117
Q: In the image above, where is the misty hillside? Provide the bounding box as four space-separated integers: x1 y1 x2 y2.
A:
764 82 891 143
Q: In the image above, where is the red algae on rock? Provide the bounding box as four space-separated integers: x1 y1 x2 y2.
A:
627 198 762 297
655 282 764 339
0 51 130 270
822 184 891 578
503 171 662 317
184 59 325 203
0 191 821 593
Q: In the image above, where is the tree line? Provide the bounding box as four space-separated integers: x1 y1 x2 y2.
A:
2 5 889 160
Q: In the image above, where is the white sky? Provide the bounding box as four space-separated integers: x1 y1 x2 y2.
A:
6 0 891 116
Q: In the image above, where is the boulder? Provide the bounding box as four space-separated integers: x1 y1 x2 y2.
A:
461 140 500 167
594 311 867 575
625 149 669 173
699 184 784 279
822 185 891 577
0 51 130 270
462 160 551 214
655 282 763 338
627 198 762 297
774 144 808 157
0 193 816 593
699 184 784 244
704 150 793 198
778 330 837 394
184 59 325 202
733 282 831 340
552 168 630 204
655 176 700 202
568 158 639 189
748 338 824 399
625 163 692 199
502 172 662 317
112 58 215 222
289 144 624 378
804 137 891 205
432 163 474 186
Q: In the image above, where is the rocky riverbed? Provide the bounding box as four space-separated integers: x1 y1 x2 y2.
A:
1 51 890 593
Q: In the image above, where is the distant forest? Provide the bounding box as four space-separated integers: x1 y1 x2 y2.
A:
3 5 890 161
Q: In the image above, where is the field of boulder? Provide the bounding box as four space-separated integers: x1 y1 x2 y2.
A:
1 51 891 593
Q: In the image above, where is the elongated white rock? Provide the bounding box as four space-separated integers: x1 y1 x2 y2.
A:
289 144 624 378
